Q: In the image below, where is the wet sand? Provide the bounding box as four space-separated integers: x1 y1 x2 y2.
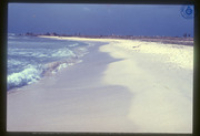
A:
7 36 193 133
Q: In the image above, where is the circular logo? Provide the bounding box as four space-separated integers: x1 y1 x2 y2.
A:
180 5 194 19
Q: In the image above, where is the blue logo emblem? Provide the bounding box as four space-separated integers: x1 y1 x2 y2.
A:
181 5 194 19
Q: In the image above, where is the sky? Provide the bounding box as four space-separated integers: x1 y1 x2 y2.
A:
8 3 194 37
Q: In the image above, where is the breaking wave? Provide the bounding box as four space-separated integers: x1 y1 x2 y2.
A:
7 34 89 91
7 65 42 90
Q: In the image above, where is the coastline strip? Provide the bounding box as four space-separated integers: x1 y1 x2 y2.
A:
8 36 193 133
48 36 193 133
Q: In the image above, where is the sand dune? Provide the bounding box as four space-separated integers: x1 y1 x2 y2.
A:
7 36 193 133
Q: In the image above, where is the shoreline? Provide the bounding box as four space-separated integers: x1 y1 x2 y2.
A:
7 41 136 132
40 35 193 70
16 33 194 46
7 36 193 133
38 35 194 46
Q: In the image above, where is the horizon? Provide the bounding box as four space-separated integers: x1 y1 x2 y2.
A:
8 32 194 38
8 3 194 37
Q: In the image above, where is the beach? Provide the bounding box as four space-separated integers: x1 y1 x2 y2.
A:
7 36 193 133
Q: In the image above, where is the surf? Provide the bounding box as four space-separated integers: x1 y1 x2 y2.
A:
7 34 90 91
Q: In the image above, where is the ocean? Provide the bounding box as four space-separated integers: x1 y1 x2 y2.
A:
7 34 90 91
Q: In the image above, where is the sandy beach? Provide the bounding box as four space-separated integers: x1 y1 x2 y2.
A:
7 36 193 133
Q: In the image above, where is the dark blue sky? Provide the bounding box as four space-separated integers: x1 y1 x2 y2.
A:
8 3 194 37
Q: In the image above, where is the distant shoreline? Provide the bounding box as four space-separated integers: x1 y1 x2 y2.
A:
41 35 194 46
14 33 194 46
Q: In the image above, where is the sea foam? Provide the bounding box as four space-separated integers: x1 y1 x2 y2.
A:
7 35 89 91
7 65 42 90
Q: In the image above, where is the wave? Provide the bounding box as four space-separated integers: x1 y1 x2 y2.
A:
68 43 79 47
8 47 76 61
7 58 82 91
7 65 43 90
42 58 81 75
7 35 90 91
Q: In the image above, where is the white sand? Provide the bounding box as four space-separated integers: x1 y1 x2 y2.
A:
99 40 193 133
40 36 193 70
8 36 193 133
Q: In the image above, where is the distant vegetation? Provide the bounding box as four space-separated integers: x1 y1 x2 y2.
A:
17 32 194 46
